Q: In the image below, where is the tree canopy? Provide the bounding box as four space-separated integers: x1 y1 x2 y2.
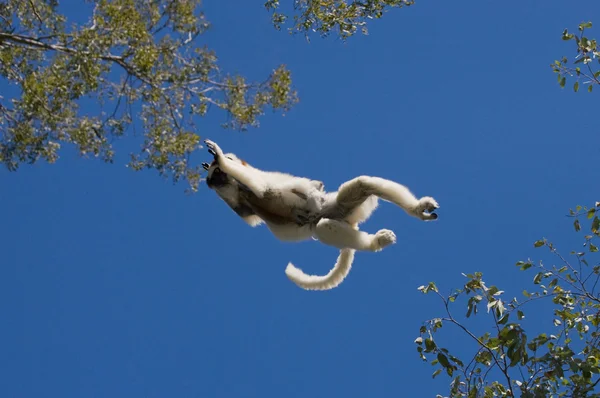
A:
417 205 600 397
0 0 413 191
415 202 600 398
264 0 414 38
413 19 600 397
2 1 595 192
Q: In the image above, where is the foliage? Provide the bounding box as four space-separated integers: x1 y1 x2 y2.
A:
264 0 414 39
552 21 599 93
0 0 298 191
416 202 600 397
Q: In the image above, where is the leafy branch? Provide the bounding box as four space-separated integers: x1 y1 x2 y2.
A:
552 21 600 93
264 0 414 39
416 202 600 397
0 0 298 191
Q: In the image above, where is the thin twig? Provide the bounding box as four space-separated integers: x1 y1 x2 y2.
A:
434 291 507 377
492 308 515 397
27 0 43 25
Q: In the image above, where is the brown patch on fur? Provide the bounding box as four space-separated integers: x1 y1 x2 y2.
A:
241 159 248 166
291 189 307 200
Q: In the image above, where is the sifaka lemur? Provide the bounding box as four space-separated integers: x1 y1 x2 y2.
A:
202 139 439 291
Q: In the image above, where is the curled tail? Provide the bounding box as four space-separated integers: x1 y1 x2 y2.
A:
284 248 355 291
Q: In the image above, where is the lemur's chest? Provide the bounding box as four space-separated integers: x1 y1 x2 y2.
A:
241 187 322 225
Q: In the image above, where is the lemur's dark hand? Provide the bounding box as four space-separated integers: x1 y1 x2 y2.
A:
202 162 211 171
414 197 439 221
204 139 224 160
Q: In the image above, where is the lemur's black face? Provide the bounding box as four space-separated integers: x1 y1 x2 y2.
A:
203 153 241 189
206 166 229 188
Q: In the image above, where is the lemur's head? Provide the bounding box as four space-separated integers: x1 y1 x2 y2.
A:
202 153 247 189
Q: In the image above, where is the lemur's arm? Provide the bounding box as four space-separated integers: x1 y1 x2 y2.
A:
204 140 268 198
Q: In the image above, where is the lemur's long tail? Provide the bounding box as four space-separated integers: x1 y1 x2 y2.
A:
284 248 355 291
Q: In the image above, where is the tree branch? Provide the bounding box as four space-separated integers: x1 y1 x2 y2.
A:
434 291 507 376
27 0 43 25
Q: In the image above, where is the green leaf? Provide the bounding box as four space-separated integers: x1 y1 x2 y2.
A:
496 299 505 317
508 346 522 367
533 272 543 284
580 21 593 30
487 337 500 350
432 369 442 378
517 310 525 320
588 208 596 219
590 243 598 253
449 354 464 368
574 219 581 231
425 338 436 352
534 240 545 248
466 300 474 318
592 217 600 234
562 29 574 40
574 81 580 92
488 286 500 296
521 262 533 270
437 353 451 368
589 85 594 93
428 282 438 293
498 313 509 325
477 350 493 366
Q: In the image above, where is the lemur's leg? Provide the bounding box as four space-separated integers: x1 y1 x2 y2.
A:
204 140 267 198
314 218 396 252
334 176 439 221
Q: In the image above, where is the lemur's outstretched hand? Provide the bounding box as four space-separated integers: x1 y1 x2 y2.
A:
204 139 224 160
413 197 439 221
203 140 225 170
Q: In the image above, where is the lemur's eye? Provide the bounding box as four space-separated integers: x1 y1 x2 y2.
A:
226 156 233 160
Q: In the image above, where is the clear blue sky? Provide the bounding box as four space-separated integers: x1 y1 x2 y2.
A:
2 1 600 397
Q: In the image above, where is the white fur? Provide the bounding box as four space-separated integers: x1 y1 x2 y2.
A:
285 248 355 291
203 140 439 290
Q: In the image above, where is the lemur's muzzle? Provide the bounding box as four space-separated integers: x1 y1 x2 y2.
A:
206 167 228 188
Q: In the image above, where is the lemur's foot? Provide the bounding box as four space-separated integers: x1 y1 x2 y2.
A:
204 139 224 159
311 180 325 191
415 196 439 221
371 229 397 252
